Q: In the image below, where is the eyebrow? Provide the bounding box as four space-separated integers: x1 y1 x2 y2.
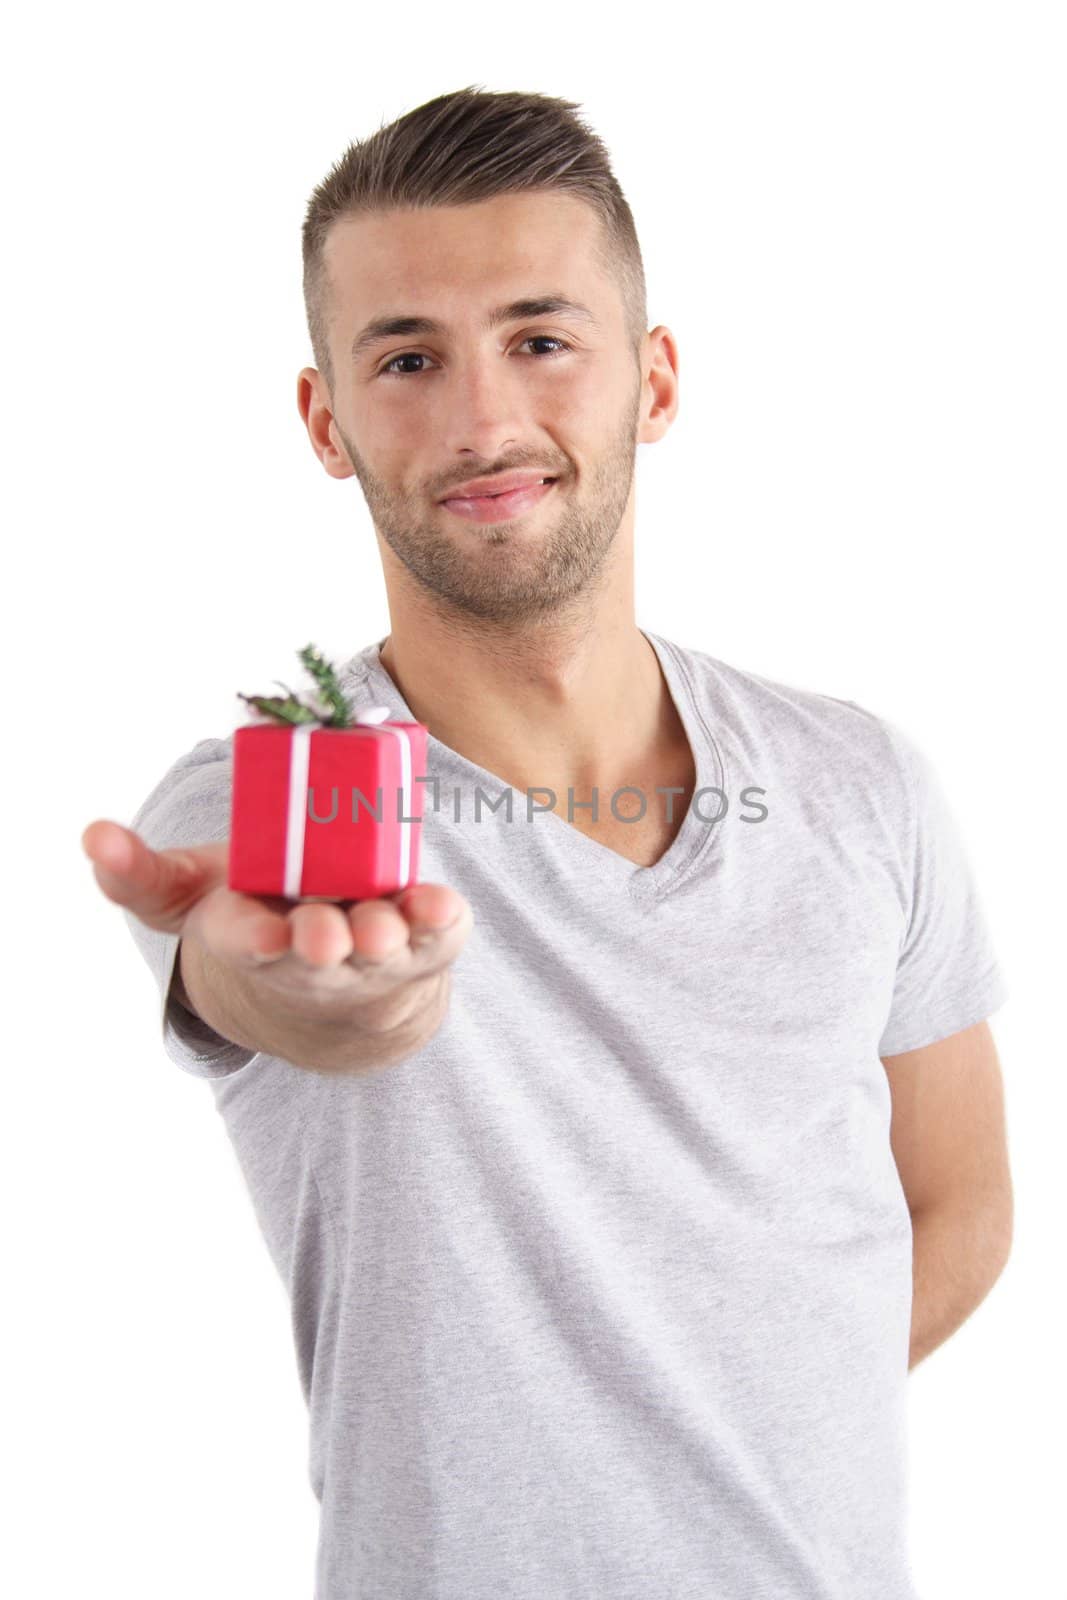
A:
350 295 600 364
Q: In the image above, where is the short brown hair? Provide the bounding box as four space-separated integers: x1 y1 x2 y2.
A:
301 85 648 397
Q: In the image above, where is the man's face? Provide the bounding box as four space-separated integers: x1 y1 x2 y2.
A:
314 192 646 625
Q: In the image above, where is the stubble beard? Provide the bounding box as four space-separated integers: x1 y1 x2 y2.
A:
336 382 642 626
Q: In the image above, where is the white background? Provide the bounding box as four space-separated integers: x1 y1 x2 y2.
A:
4 3 1064 1596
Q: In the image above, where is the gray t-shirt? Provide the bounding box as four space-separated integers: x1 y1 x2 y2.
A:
124 629 1008 1600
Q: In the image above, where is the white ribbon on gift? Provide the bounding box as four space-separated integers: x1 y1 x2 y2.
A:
283 705 416 898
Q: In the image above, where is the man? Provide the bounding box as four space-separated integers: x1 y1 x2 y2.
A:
82 87 1012 1600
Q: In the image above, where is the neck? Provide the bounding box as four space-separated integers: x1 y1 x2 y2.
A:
375 573 671 799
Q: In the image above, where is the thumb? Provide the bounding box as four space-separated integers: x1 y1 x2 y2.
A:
82 820 229 935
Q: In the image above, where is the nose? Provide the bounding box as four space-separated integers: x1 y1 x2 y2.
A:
441 353 526 465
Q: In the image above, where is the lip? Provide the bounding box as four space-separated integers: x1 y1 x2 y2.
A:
440 478 557 523
440 470 553 500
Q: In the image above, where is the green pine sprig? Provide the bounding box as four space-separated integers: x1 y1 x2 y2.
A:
237 690 320 725
297 643 354 728
238 645 356 729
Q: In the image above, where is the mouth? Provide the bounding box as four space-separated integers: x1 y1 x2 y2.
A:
439 477 558 523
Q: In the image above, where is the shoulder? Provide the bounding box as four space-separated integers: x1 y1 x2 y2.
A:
129 735 236 837
654 633 918 841
660 633 903 765
161 734 236 794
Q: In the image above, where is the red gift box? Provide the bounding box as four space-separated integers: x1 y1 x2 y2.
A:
228 711 428 901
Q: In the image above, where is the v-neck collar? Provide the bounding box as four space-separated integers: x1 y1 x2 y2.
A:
340 628 727 905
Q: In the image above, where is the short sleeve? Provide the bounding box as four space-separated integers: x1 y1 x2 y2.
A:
877 721 1009 1056
123 737 261 1081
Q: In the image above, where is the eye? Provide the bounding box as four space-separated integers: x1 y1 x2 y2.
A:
378 335 573 378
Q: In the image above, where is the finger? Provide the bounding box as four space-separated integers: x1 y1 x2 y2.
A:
341 902 473 1009
81 821 229 934
286 901 358 968
391 883 468 945
345 898 417 963
182 881 294 967
346 888 472 975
